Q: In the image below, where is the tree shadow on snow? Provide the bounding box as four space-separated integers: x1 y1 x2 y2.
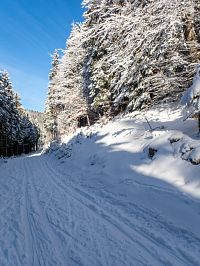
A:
48 129 200 235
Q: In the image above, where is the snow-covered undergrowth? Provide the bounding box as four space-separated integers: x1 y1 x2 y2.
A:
50 105 200 199
45 131 92 159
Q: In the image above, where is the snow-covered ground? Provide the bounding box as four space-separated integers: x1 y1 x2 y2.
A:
1 106 200 265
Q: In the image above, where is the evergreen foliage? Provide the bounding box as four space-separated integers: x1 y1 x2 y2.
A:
44 0 200 137
44 50 61 141
26 110 45 148
81 0 200 114
0 71 39 156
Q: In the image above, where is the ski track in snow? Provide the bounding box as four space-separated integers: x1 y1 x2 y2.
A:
0 152 200 266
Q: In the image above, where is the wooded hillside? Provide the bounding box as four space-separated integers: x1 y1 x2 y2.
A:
44 0 200 140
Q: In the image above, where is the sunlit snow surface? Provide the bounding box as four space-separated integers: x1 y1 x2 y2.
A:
0 106 200 265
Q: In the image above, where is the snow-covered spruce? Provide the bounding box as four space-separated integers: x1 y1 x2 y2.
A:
44 50 61 142
45 0 200 138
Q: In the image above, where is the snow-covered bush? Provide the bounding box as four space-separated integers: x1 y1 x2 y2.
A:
181 66 200 132
169 132 183 144
181 66 200 111
170 134 200 164
45 132 87 160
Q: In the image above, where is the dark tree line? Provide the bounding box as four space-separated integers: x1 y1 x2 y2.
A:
0 71 39 157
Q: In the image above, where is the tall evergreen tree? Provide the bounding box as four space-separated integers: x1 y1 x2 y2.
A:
55 24 89 135
44 50 61 140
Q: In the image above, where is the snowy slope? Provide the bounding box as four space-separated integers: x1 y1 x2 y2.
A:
0 106 200 266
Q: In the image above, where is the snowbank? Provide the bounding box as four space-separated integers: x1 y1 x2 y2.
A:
51 105 200 198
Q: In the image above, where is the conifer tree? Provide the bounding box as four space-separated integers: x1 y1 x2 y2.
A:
14 93 25 116
55 24 89 135
44 50 61 140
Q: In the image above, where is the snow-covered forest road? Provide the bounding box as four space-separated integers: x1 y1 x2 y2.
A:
0 150 200 266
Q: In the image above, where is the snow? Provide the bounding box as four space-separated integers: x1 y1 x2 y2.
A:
189 147 200 164
181 66 200 110
0 157 7 167
1 106 200 265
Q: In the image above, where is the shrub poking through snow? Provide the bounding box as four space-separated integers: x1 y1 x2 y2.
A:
148 147 158 159
169 132 183 144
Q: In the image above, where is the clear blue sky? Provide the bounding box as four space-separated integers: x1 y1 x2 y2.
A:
0 0 84 111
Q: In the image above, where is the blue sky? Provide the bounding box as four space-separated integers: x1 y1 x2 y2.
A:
0 0 84 111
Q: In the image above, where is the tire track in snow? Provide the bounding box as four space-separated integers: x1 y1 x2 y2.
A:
25 157 90 265
0 159 26 266
30 156 148 265
2 154 199 265
44 156 200 266
29 157 85 265
43 158 172 266
22 158 67 266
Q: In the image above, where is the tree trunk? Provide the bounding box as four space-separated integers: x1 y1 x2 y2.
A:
87 114 91 127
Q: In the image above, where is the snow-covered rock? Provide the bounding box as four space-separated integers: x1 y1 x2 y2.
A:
189 147 200 164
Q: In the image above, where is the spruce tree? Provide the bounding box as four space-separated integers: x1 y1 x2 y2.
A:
44 50 61 140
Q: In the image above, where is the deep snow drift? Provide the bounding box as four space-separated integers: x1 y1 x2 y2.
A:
0 106 200 266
